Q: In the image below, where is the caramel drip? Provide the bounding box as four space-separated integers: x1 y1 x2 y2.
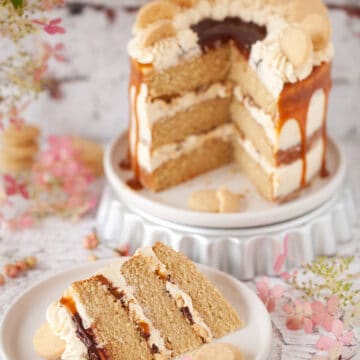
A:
128 59 153 189
277 63 332 189
60 297 107 360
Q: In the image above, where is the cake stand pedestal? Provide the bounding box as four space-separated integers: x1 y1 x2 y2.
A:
97 133 358 279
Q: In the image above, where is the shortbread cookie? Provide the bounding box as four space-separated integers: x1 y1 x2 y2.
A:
1 124 40 147
134 0 178 31
0 152 34 173
72 136 104 177
33 323 65 360
216 187 243 213
188 189 219 212
280 26 313 68
194 343 244 360
2 142 39 160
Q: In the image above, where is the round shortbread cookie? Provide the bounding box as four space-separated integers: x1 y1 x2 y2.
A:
0 152 34 173
193 343 244 360
72 137 104 177
1 142 39 160
134 0 179 31
2 124 40 146
33 323 65 360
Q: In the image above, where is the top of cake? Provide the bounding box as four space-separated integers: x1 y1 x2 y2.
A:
128 0 334 97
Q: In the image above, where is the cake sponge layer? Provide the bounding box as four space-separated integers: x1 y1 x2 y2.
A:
139 137 233 191
71 278 153 360
121 255 203 356
151 97 231 149
230 46 277 116
144 46 230 99
152 242 243 338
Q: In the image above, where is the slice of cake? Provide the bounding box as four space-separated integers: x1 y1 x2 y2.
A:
126 0 333 201
45 243 243 359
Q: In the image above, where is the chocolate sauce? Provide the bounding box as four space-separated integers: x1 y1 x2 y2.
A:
191 17 266 58
151 344 160 354
126 178 144 191
119 158 131 170
181 306 195 325
60 297 106 360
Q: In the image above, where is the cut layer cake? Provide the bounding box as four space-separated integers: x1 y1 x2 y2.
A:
126 0 333 201
45 242 243 359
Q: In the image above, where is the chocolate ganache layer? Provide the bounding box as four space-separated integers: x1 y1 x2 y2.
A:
191 17 267 58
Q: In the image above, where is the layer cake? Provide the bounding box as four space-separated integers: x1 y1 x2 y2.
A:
45 242 242 359
126 0 333 201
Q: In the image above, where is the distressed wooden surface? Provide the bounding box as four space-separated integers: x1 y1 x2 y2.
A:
0 2 360 359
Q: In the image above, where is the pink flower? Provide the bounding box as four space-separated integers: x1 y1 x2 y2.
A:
274 234 289 274
283 300 314 333
3 175 29 199
5 213 34 230
83 231 100 250
3 264 20 278
256 277 284 312
42 42 67 63
32 18 66 35
311 296 340 332
115 244 130 257
316 319 353 357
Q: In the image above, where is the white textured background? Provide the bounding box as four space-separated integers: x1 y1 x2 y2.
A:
0 2 359 359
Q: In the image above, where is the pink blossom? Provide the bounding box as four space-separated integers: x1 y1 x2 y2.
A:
3 175 29 199
83 231 99 250
283 300 314 333
3 264 20 278
32 18 66 35
256 277 284 312
42 42 67 63
5 213 34 230
316 319 353 357
115 244 130 257
311 296 340 332
273 234 289 274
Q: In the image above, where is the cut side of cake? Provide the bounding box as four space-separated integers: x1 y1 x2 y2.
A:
126 0 333 202
46 243 243 360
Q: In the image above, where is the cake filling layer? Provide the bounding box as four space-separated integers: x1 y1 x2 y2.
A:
132 82 232 145
137 123 234 173
235 134 324 198
47 290 105 360
136 247 213 343
47 301 89 360
97 263 171 358
234 87 327 151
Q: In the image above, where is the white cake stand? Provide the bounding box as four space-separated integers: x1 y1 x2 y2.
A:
98 133 358 279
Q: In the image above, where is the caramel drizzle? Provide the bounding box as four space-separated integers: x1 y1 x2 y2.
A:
60 297 108 360
277 62 332 191
127 59 153 190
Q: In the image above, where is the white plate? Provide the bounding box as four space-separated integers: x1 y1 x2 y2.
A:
104 133 346 228
0 260 272 360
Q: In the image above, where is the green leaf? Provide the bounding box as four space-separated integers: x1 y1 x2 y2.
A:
10 0 24 9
